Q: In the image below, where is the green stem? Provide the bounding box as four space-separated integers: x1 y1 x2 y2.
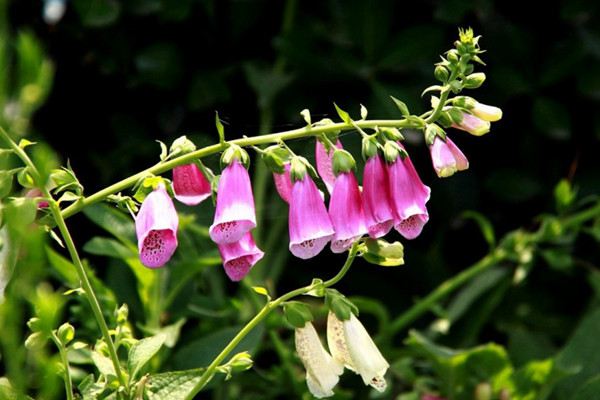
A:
59 118 416 220
425 68 459 125
388 248 506 335
184 244 359 399
0 127 128 393
50 332 74 400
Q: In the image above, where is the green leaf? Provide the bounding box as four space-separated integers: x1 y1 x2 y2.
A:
18 139 36 149
333 103 352 124
83 204 136 245
145 368 204 400
390 96 410 116
571 375 600 400
215 111 225 144
0 170 13 198
45 246 79 287
72 0 121 27
300 109 311 125
128 333 166 380
83 237 136 259
91 351 116 376
157 140 168 161
283 301 313 328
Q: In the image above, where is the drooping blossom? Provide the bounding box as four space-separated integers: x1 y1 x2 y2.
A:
452 113 490 136
362 154 394 238
429 136 469 178
135 185 178 268
273 163 292 203
295 321 343 398
316 139 343 193
288 174 335 259
25 188 49 209
216 232 264 281
387 145 431 240
470 101 502 122
327 312 389 392
172 163 211 206
209 160 256 244
329 171 367 253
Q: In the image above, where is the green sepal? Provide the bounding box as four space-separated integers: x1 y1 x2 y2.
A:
17 167 36 189
220 144 250 169
283 301 314 328
362 136 379 161
333 103 352 124
383 141 406 163
260 145 291 174
169 135 196 158
300 109 311 126
360 238 405 267
452 96 477 109
425 124 446 146
378 127 404 142
390 96 409 117
215 111 225 144
132 176 170 203
332 149 356 175
289 156 316 182
325 289 358 321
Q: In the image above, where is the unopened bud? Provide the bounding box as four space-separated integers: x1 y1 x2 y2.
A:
228 351 253 373
116 304 129 324
57 323 75 345
447 49 459 63
434 65 449 82
463 72 486 89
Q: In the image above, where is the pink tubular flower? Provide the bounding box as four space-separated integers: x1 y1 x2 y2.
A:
135 185 179 268
172 163 211 206
316 139 343 193
273 163 292 203
209 160 256 244
429 136 469 178
362 154 394 238
452 113 490 136
217 232 264 281
289 174 335 259
387 148 431 240
329 172 367 253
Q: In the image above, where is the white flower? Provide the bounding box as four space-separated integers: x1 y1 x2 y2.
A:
295 321 343 398
327 312 389 392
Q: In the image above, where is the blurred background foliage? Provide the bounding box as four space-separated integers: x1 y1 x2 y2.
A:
1 0 600 399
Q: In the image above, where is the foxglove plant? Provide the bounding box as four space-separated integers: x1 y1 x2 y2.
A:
172 163 212 206
327 311 389 392
429 134 469 178
209 146 256 244
272 162 292 203
452 113 491 136
135 184 179 268
216 231 264 281
328 149 367 253
384 142 431 240
295 321 344 398
288 157 335 259
316 138 343 193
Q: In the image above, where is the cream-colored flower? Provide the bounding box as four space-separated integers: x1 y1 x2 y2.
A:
327 312 389 392
471 102 503 122
295 321 343 398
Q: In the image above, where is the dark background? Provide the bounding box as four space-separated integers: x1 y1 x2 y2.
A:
6 0 600 396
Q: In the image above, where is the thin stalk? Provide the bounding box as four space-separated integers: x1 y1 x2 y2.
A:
60 118 417 220
184 244 359 399
50 332 74 400
0 127 128 393
388 248 506 335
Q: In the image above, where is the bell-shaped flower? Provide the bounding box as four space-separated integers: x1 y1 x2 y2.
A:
209 160 256 244
273 162 292 203
289 170 335 259
471 101 502 122
362 154 394 238
135 185 179 268
386 143 431 240
329 171 367 253
172 163 212 206
452 113 490 136
316 139 343 193
217 231 264 281
295 321 343 398
327 312 389 392
429 136 469 178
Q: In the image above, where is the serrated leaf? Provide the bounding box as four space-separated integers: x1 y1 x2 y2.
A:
300 109 311 125
145 369 204 400
128 333 166 380
333 103 352 124
390 96 410 116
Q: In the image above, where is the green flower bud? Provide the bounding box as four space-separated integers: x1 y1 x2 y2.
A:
228 351 253 373
116 304 129 324
27 317 43 332
332 149 356 175
447 49 460 63
434 65 450 82
25 332 47 349
463 72 486 89
57 323 75 345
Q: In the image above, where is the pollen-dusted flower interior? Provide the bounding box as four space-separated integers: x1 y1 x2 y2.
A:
141 229 177 268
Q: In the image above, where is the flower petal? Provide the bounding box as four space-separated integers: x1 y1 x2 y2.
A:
217 232 264 281
172 163 212 206
329 172 367 253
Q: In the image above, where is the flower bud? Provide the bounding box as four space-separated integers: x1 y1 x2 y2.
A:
463 72 486 89
452 113 490 136
447 49 459 63
434 65 449 82
228 351 253 373
57 323 75 345
471 102 503 122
